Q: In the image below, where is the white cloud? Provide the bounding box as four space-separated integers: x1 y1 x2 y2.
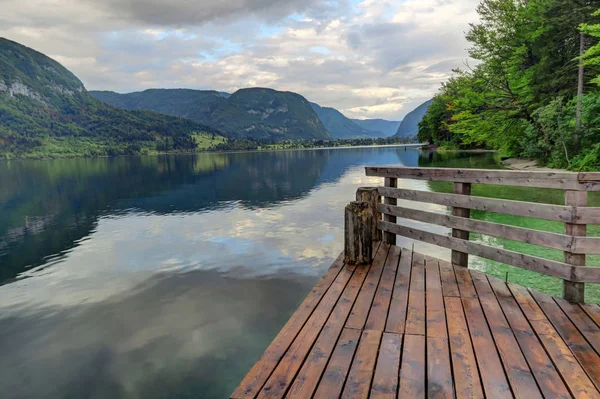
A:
0 0 480 119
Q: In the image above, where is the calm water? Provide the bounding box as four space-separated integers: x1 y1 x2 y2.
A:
0 148 597 398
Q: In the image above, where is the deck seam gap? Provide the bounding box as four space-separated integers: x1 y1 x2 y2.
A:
554 297 600 359
361 245 391 330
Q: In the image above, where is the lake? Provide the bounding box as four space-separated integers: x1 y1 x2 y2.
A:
0 147 598 398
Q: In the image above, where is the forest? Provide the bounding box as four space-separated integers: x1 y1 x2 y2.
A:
418 0 600 170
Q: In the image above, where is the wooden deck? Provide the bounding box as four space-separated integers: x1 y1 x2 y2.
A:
232 243 600 399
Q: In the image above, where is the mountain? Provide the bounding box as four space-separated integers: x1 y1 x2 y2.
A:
394 99 433 138
351 119 402 137
309 102 378 139
210 88 330 140
92 88 330 141
90 89 226 124
0 38 224 159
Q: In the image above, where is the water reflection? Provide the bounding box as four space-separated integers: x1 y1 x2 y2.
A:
0 146 435 398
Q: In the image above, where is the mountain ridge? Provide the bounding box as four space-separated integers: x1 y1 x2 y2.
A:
394 99 434 138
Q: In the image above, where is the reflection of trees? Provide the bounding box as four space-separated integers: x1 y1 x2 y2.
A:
0 147 421 283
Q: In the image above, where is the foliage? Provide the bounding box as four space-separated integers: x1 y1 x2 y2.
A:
0 38 226 159
419 0 600 170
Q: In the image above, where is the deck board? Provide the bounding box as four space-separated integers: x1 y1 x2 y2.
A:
232 247 600 398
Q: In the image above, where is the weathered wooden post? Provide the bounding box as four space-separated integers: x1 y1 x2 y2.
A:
452 182 472 267
356 187 381 242
345 201 373 265
564 190 587 303
383 178 397 245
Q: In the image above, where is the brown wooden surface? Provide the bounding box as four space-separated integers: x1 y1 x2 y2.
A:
365 166 600 190
232 247 600 398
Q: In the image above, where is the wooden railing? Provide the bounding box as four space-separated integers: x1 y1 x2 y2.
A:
344 167 600 303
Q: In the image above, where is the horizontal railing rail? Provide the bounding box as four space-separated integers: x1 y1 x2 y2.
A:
344 166 600 303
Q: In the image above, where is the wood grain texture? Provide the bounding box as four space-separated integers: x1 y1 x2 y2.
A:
439 260 460 297
462 297 512 398
366 166 596 190
378 220 588 282
489 276 571 399
386 248 412 333
445 297 484 399
312 328 361 399
398 334 426 398
365 246 400 331
427 337 454 399
346 244 390 329
370 333 402 399
341 329 383 399
470 272 543 399
383 178 397 245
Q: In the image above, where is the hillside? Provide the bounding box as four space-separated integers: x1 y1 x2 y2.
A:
210 88 330 140
394 99 433 138
351 119 401 137
89 89 227 124
309 102 377 138
0 38 224 159
93 88 330 141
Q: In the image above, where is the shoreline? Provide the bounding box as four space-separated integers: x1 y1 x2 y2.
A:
501 158 568 172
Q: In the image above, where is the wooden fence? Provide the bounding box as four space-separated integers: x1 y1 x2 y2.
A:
344 167 600 303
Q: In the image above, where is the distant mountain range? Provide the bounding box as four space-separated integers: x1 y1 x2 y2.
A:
0 37 430 159
394 99 434 138
91 88 331 141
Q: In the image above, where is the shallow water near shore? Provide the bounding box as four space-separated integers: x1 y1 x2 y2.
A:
0 147 597 398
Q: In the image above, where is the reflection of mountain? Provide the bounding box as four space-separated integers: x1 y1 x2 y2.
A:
0 148 420 282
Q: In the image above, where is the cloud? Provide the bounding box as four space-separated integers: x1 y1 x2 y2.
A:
0 0 480 119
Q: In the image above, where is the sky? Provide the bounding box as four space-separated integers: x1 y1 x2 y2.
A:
0 0 480 120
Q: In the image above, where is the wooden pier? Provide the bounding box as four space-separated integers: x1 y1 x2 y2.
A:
232 167 600 399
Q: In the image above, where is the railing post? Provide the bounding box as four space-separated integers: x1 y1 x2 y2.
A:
564 190 587 303
345 201 374 265
451 182 472 267
383 177 397 245
356 187 382 243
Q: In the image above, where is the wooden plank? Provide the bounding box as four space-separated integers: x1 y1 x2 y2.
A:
439 260 460 297
345 201 374 265
365 246 400 331
412 251 426 268
341 329 383 399
529 318 600 398
366 166 591 190
285 263 371 399
398 334 426 398
445 297 484 399
346 244 390 329
313 328 361 399
377 186 580 223
386 248 412 333
383 177 397 245
379 203 600 253
406 266 425 335
427 337 454 399
426 259 447 338
370 333 402 399
378 220 587 282
470 272 543 399
507 283 547 321
257 264 355 399
489 277 571 399
462 297 513 398
231 253 345 399
530 290 600 389
556 297 600 356
454 266 477 298
582 303 600 328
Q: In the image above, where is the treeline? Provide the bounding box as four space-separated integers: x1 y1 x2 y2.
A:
208 136 417 152
419 0 600 170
